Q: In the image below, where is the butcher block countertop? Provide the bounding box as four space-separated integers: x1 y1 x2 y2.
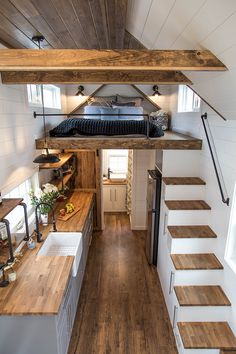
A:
0 191 94 316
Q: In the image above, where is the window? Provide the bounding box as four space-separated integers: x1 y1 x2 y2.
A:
27 84 61 109
103 149 128 179
178 85 201 113
3 173 38 233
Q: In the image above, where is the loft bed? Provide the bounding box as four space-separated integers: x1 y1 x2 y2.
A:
34 98 202 150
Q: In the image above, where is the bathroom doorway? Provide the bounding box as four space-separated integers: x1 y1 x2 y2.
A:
101 149 133 227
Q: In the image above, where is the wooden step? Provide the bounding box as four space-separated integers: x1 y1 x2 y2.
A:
177 322 236 350
171 253 223 270
174 285 231 306
167 225 217 239
163 177 206 185
220 351 236 354
165 200 211 210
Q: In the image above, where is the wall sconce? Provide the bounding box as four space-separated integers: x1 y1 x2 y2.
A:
152 85 162 96
75 85 85 96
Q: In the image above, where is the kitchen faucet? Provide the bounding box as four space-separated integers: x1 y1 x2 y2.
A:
108 167 113 179
34 202 57 242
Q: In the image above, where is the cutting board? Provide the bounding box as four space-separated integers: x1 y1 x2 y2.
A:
57 207 80 221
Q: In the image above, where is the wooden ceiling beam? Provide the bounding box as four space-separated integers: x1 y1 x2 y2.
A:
1 70 192 84
0 49 227 71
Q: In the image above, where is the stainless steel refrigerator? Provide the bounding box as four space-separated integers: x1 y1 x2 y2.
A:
146 169 162 265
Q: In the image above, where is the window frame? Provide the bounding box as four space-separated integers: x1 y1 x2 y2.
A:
27 84 61 109
177 85 201 113
3 173 39 233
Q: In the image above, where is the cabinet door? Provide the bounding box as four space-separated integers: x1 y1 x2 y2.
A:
103 186 114 212
112 185 127 212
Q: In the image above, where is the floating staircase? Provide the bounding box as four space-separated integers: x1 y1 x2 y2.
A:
160 175 236 353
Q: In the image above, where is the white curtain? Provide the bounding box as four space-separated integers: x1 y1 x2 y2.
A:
126 150 133 214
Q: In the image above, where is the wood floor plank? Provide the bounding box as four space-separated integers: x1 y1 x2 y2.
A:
68 213 178 354
165 200 211 210
163 177 205 185
178 322 236 349
174 286 231 306
167 225 217 239
171 253 223 270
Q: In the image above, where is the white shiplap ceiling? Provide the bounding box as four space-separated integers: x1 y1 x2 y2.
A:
126 0 236 119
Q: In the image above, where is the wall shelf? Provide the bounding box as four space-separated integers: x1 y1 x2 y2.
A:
0 198 23 220
39 153 74 170
39 152 77 192
51 171 75 190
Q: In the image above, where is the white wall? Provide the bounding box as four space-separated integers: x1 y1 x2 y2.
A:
66 84 171 114
127 0 236 121
170 86 236 333
131 150 155 230
0 78 67 195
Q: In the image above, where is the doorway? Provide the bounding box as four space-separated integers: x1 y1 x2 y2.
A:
101 149 133 227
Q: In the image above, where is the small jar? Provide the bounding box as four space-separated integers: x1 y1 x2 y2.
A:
8 271 17 282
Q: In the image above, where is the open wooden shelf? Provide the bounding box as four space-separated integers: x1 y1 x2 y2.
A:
39 153 74 170
0 198 23 220
51 171 75 190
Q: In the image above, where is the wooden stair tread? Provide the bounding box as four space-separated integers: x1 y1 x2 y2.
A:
178 322 236 349
165 200 211 210
163 177 205 185
220 351 236 354
174 286 231 306
167 225 217 239
171 253 223 270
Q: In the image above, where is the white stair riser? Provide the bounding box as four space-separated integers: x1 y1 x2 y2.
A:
167 233 217 254
174 269 223 286
164 185 205 200
174 306 231 322
167 210 211 225
162 151 201 177
172 292 231 322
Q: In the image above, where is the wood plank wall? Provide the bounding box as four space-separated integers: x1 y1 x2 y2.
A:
68 150 102 230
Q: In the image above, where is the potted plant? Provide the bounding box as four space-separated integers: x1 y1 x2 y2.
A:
29 183 59 225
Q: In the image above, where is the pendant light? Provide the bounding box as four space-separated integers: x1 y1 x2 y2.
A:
32 35 60 164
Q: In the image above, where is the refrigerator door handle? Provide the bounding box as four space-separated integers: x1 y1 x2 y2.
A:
152 209 159 213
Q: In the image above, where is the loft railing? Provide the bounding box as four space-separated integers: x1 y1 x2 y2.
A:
33 112 152 138
201 113 229 205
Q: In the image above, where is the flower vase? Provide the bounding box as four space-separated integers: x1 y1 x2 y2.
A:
41 213 48 225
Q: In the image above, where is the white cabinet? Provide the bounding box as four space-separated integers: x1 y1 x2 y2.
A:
103 184 127 212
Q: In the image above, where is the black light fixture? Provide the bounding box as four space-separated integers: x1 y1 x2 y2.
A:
32 35 60 164
152 85 162 96
75 85 85 96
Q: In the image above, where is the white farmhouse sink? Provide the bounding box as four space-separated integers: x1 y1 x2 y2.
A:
37 232 83 277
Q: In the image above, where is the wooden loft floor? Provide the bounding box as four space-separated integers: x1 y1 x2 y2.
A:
35 131 202 150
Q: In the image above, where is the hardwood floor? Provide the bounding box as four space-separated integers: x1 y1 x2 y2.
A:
68 213 177 354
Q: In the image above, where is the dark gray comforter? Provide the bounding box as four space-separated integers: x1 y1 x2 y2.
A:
49 118 164 138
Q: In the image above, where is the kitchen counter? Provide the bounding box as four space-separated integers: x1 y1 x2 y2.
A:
0 191 94 316
103 179 127 185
